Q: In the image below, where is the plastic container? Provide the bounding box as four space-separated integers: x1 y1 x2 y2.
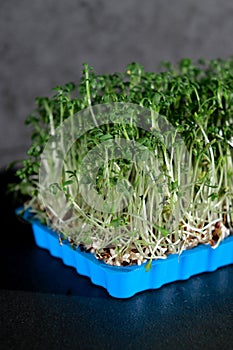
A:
20 208 233 299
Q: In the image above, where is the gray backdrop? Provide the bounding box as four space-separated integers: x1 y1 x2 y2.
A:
1 0 233 170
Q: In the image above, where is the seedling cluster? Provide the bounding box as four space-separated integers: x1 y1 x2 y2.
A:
12 57 233 266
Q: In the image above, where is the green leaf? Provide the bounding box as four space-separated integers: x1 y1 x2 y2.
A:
100 134 113 141
109 217 125 228
62 180 74 187
145 259 152 272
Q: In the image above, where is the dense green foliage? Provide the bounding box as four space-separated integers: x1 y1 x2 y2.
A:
11 57 233 265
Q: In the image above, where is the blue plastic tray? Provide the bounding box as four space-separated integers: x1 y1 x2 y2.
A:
20 209 233 298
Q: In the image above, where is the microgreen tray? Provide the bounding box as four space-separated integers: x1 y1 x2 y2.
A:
19 208 233 299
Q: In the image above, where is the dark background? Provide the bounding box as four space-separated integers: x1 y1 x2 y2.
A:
1 1 233 349
1 0 233 170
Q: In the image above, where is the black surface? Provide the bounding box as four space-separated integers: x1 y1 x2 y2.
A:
1 169 233 350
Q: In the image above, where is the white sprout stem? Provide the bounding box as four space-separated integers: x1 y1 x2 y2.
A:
181 217 221 233
84 64 98 127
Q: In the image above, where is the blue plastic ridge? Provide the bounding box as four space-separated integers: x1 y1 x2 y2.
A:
17 207 233 298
